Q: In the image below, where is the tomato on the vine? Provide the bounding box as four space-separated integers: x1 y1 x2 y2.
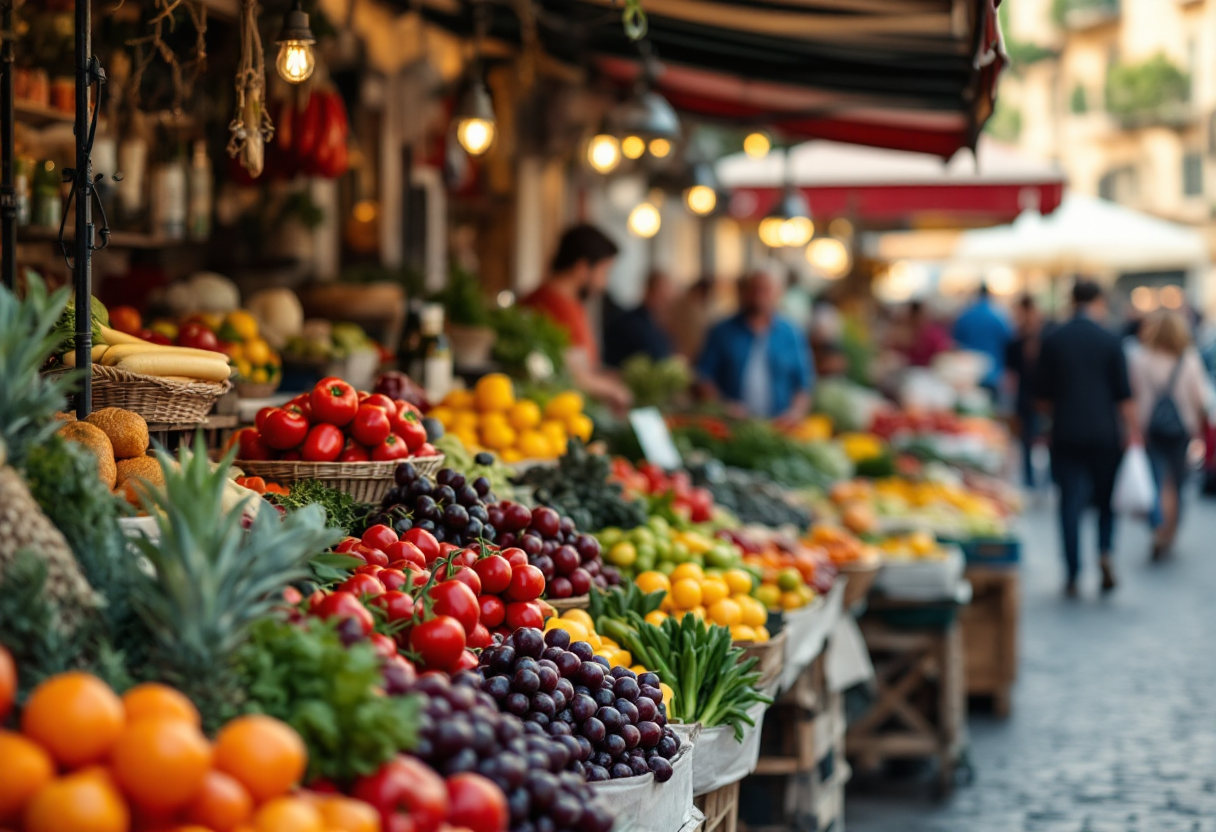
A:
340 573 385 598
478 595 505 628
302 423 344 462
378 568 408 591
409 616 466 670
402 529 441 564
362 524 398 551
371 433 411 461
504 601 544 631
236 427 273 461
314 591 375 634
354 543 390 567
365 393 397 413
255 406 276 432
473 555 512 595
262 408 310 450
506 564 545 602
368 632 398 660
385 540 426 570
451 649 481 673
310 377 359 427
337 439 371 462
369 590 415 622
392 410 428 453
351 403 392 447
447 772 508 832
428 581 480 635
435 563 482 596
501 548 529 569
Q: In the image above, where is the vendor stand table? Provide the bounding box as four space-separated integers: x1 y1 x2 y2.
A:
847 593 970 796
958 566 1019 716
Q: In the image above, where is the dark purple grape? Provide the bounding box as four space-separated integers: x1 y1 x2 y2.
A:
551 689 567 711
610 763 633 779
526 770 559 811
591 751 612 769
471 721 497 755
638 672 660 689
554 651 581 678
395 462 419 486
593 688 615 708
523 711 550 728
556 708 575 725
457 485 480 506
555 677 574 701
574 735 593 762
577 662 605 688
536 665 559 694
634 697 657 724
447 685 477 711
656 735 678 759
425 697 452 720
637 721 661 748
499 531 518 548
526 750 550 770
629 755 650 776
549 792 583 828
615 699 639 725
508 788 531 823
591 655 610 670
515 628 545 659
535 817 556 832
546 741 571 772
547 720 572 737
570 694 597 722
540 540 558 557
649 757 674 782
597 706 622 732
464 518 483 539
497 717 523 744
585 764 611 782
512 669 540 694
551 545 579 576
435 485 457 505
515 656 539 674
620 723 641 750
409 476 435 498
506 692 531 716
521 534 543 556
582 717 606 743
533 554 555 583
442 747 479 775
541 646 564 663
490 646 517 675
543 629 572 650
443 503 469 528
382 660 413 695
569 641 595 662
531 692 556 718
608 666 631 680
640 685 663 705
500 751 526 788
448 472 467 491
614 677 640 702
603 733 626 759
436 468 456 487
415 518 436 532
472 475 491 496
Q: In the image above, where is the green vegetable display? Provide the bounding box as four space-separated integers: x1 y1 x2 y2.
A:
513 440 648 532
52 292 110 353
675 419 851 490
620 355 692 409
599 611 771 740
489 304 568 379
270 478 369 535
236 618 420 783
686 460 812 530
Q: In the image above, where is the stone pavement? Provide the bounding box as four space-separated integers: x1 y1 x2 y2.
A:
846 489 1216 832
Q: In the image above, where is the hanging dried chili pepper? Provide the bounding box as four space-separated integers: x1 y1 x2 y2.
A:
227 0 275 176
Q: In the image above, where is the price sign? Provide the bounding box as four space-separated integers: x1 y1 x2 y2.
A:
628 407 682 470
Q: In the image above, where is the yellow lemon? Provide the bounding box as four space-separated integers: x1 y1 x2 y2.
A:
635 571 672 595
729 624 758 642
613 649 632 667
599 636 619 649
500 448 524 463
451 430 480 451
643 610 669 627
755 625 770 641
561 609 595 630
544 391 584 420
250 367 269 383
670 563 705 584
545 617 589 642
738 595 769 628
687 605 707 621
480 422 517 451
451 411 480 433
427 406 455 429
723 568 754 595
566 413 594 443
517 430 552 460
659 682 674 708
443 389 475 409
670 579 703 609
540 420 568 451
243 337 272 364
508 400 542 431
475 373 515 412
224 309 259 340
478 411 509 430
700 577 730 606
708 598 742 628
586 631 603 650
235 358 252 379
780 590 806 610
630 665 648 675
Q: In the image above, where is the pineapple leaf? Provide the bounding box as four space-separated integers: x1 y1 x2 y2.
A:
130 433 343 728
0 272 79 465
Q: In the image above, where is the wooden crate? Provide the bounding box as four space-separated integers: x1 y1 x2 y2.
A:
959 567 1019 716
695 780 740 832
846 617 967 794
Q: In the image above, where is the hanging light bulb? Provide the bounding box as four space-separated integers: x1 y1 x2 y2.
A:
760 185 813 248
275 0 317 84
758 217 785 248
685 185 717 216
780 216 814 247
628 203 662 238
806 237 851 279
621 136 646 160
454 81 497 156
649 138 671 158
681 162 723 216
588 134 621 174
744 132 771 159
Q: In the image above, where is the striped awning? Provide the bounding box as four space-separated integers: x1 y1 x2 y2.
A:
413 0 1005 158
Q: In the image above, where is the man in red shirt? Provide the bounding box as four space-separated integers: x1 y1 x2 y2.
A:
525 224 632 410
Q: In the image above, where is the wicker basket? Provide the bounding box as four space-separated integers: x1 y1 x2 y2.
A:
89 363 228 424
546 595 591 612
235 380 281 399
235 455 445 503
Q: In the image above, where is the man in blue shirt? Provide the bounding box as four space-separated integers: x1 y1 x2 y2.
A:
952 284 1013 392
696 269 815 424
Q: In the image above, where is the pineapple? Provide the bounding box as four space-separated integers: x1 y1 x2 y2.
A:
128 434 342 728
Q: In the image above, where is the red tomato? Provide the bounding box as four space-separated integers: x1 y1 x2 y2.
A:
378 568 408 591
138 329 173 346
368 632 398 660
438 543 462 558
178 322 220 352
392 410 428 453
262 408 310 450
340 573 386 598
337 439 371 462
286 396 313 423
353 755 449 832
310 378 359 427
255 406 276 432
351 403 393 447
473 555 513 595
353 564 384 576
452 649 481 673
371 433 411 461
308 589 328 613
478 595 506 628
302 423 344 462
363 524 399 551
335 536 362 554
437 564 482 596
414 442 439 457
507 565 544 602
465 623 492 651
354 543 390 567
109 305 142 334
235 427 273 461
314 591 375 634
409 616 466 670
502 548 529 569
505 601 544 631
404 567 431 588
370 590 415 622
395 399 422 417
402 529 441 564
447 772 508 832
428 581 480 636
365 393 397 413
279 450 302 461
385 540 426 570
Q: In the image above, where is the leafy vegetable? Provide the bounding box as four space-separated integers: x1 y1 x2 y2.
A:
675 419 852 490
686 461 812 530
52 293 109 353
599 612 771 740
489 304 568 378
430 265 491 328
237 618 421 783
512 440 648 532
270 479 369 536
588 583 665 626
620 355 692 409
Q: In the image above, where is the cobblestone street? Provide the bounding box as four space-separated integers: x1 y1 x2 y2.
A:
847 489 1216 832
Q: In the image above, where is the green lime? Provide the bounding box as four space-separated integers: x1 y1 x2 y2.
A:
655 537 673 560
648 516 670 535
598 528 623 547
631 527 655 547
608 541 638 568
777 567 802 591
706 546 737 570
670 541 691 563
635 552 656 573
657 560 676 576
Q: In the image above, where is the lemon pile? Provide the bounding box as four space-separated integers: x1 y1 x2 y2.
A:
636 565 771 643
544 609 675 706
429 374 593 463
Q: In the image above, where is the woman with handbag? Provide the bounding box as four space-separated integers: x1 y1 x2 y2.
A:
1129 310 1213 560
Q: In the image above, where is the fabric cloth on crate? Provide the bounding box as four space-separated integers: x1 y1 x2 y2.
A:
696 313 815 419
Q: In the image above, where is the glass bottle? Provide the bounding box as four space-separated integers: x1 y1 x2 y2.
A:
187 140 212 241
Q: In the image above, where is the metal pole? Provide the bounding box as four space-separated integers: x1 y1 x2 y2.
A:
1 0 16 292
73 0 93 418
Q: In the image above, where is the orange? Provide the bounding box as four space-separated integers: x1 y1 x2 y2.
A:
670 578 702 610
24 771 130 832
507 400 542 432
474 373 515 413
700 577 730 606
634 571 671 595
317 797 381 832
122 683 201 728
112 716 212 812
565 414 594 443
669 563 704 584
252 797 322 832
185 771 253 832
21 671 125 769
723 569 754 595
0 645 14 721
213 715 306 803
707 598 742 628
0 731 55 822
543 391 583 420
168 827 217 832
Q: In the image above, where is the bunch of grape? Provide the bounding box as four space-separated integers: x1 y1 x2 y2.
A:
487 501 621 598
479 628 681 783
373 462 498 548
406 672 614 832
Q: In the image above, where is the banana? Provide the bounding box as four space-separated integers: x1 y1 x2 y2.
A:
116 354 234 383
101 343 225 366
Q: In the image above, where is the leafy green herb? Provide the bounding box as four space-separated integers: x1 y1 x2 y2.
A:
271 479 369 536
589 583 665 627
488 304 568 378
430 265 491 328
237 617 420 784
51 292 108 354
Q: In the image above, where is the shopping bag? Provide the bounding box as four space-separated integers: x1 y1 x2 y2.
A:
1112 445 1156 515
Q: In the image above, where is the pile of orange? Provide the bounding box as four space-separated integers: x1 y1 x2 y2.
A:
0 648 379 832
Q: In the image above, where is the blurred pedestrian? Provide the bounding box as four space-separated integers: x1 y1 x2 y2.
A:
1129 310 1212 560
1006 295 1047 489
524 224 632 410
1036 281 1139 597
953 283 1013 395
696 267 815 425
903 299 952 368
604 270 676 368
669 276 717 361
